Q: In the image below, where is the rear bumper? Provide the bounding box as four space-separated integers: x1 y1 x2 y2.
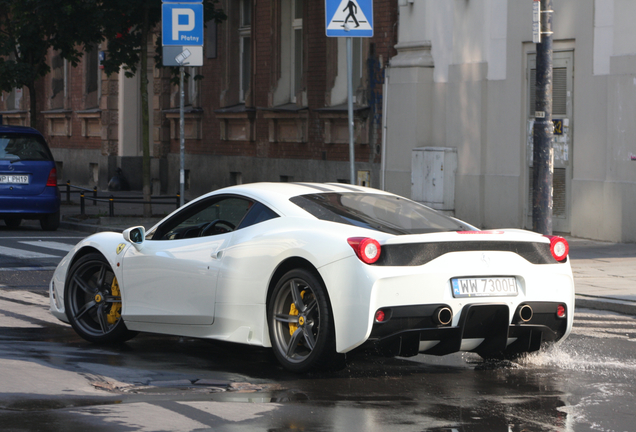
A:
367 302 569 358
0 187 60 217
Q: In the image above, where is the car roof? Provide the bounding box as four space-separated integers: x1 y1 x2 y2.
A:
203 182 395 217
0 125 43 135
219 182 392 200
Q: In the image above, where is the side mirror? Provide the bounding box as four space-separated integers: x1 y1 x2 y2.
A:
123 226 145 250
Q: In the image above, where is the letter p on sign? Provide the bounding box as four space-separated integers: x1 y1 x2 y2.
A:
173 9 195 40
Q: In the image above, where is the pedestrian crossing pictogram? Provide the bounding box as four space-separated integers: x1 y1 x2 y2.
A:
326 0 373 37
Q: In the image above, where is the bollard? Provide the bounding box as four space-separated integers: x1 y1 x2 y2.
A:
80 193 85 215
66 180 71 203
109 195 114 217
176 193 180 208
93 187 98 206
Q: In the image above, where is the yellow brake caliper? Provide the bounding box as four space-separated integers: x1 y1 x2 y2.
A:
107 277 122 325
288 290 305 336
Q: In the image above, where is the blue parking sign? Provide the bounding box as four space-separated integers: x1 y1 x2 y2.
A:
162 3 204 46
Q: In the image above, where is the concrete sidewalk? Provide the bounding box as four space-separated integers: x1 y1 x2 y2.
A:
58 193 636 316
566 237 636 316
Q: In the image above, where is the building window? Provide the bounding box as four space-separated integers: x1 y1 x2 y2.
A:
173 67 199 107
3 87 23 111
330 38 365 106
84 45 100 109
291 0 303 102
230 171 243 185
187 67 199 106
352 38 362 102
239 0 252 102
269 0 307 107
50 52 67 110
205 20 218 59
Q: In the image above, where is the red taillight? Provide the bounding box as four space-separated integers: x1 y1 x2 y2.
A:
556 304 566 318
46 168 57 187
347 237 381 264
546 235 569 262
375 310 386 323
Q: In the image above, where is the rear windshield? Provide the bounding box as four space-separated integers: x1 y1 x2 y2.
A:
290 192 471 235
0 133 53 162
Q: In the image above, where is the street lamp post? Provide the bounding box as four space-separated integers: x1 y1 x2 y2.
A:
532 0 554 235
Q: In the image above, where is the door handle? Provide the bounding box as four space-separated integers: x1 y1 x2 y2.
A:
211 249 224 259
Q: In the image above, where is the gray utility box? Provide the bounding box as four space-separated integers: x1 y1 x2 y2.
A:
411 147 457 213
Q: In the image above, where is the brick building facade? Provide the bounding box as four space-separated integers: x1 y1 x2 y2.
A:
1 0 398 198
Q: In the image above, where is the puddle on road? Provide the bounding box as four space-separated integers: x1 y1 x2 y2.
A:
1 309 635 431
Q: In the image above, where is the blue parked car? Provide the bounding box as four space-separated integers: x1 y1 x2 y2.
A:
0 125 61 231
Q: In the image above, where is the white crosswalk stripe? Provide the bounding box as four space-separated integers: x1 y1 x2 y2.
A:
18 241 74 252
0 245 60 259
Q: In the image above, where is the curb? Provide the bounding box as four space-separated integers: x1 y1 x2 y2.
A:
59 220 124 234
575 295 636 316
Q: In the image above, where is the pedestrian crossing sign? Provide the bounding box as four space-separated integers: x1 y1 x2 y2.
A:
325 0 373 37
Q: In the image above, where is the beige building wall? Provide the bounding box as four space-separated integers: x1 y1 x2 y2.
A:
385 0 636 242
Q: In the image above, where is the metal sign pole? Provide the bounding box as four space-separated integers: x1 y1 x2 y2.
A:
347 37 355 185
179 65 185 206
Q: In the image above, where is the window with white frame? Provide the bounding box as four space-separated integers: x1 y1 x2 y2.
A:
239 0 252 102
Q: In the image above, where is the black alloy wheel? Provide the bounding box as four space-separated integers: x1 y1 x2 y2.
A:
268 268 344 372
64 253 137 343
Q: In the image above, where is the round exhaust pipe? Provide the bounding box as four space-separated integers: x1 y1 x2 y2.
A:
433 307 453 326
518 304 533 323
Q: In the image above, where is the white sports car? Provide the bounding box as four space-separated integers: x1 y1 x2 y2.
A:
50 183 574 372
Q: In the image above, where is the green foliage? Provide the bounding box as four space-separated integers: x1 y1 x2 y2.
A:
0 0 104 93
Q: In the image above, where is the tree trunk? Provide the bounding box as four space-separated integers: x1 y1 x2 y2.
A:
140 3 152 217
27 83 37 129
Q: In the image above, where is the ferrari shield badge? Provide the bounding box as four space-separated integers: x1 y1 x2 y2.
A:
116 243 126 255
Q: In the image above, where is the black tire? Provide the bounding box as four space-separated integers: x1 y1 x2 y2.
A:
4 217 22 228
40 211 60 231
268 268 344 372
64 253 137 344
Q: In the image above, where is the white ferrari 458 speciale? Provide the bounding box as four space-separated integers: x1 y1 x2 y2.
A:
50 182 574 372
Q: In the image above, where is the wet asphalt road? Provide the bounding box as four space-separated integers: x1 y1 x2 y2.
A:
1 225 636 431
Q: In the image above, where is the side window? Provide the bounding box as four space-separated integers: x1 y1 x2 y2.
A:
237 202 279 229
154 197 253 240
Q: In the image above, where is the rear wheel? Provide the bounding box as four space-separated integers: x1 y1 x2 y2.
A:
40 211 60 231
268 268 344 372
64 253 137 344
4 217 22 228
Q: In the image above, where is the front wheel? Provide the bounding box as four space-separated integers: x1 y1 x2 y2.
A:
64 253 137 344
268 268 344 372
